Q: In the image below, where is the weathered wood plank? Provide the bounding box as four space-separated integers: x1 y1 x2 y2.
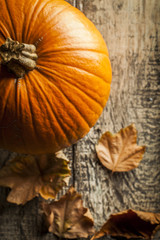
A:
75 0 160 237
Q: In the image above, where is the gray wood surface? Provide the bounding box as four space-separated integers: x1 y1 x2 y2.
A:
0 0 160 239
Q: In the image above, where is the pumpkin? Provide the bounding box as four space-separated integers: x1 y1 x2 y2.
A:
0 0 112 154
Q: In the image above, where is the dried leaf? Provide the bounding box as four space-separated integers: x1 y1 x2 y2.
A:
96 124 145 172
92 209 160 240
0 152 71 204
42 187 95 238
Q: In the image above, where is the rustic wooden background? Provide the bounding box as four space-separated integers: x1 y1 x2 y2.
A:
0 0 160 239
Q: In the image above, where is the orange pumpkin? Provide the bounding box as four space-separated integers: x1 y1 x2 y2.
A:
0 0 112 154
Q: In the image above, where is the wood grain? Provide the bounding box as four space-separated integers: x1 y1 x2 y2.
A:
75 0 160 236
0 0 160 239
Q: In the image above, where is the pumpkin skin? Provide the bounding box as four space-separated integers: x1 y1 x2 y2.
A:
0 0 112 154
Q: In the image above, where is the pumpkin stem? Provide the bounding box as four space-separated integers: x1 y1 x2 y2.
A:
0 38 38 78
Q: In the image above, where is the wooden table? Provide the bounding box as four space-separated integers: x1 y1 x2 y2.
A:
0 0 159 239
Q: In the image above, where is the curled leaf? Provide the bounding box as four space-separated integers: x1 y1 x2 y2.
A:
92 209 160 240
96 124 145 172
0 152 71 204
42 187 95 238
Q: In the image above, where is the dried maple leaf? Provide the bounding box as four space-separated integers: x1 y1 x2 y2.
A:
0 151 70 205
92 209 160 240
42 187 95 238
96 124 145 172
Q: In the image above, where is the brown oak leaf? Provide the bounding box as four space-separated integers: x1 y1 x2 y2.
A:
92 209 160 240
96 124 145 172
42 187 95 238
0 151 70 205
